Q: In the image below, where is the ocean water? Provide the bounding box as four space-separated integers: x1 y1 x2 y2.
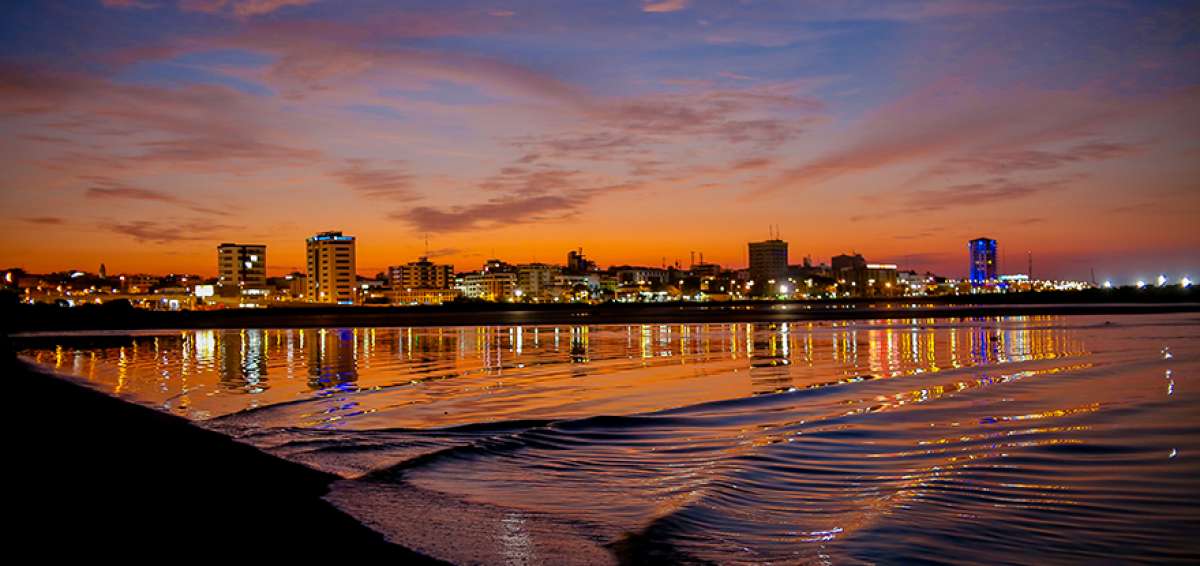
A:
19 314 1200 564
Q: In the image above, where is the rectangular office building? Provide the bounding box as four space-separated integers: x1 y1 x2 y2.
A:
748 239 789 286
306 231 357 304
216 243 266 296
388 257 454 290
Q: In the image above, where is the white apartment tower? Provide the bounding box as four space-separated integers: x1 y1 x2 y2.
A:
306 231 357 304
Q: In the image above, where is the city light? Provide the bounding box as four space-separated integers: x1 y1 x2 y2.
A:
1103 280 1112 288
1183 276 1193 288
1137 280 1147 289
1157 274 1168 287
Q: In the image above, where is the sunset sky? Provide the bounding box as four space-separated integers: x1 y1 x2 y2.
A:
1 0 1197 282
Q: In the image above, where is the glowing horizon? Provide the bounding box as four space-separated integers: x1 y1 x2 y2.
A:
1 1 1197 282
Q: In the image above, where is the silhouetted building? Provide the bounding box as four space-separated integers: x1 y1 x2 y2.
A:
833 254 898 295
969 237 998 283
831 253 866 280
566 248 596 273
748 239 788 288
306 231 356 304
690 262 721 278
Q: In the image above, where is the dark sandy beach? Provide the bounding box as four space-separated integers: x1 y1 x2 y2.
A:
4 339 442 561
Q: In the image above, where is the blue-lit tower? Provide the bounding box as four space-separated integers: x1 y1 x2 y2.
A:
969 237 997 283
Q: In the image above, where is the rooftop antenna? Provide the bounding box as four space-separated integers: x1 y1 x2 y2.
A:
1027 251 1033 279
424 233 430 257
690 251 695 267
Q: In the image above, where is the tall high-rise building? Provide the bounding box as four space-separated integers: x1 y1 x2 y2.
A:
217 243 267 295
388 257 453 290
306 231 356 304
969 237 997 283
748 239 789 287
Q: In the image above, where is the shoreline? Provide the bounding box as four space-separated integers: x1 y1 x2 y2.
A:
5 293 1199 333
6 345 445 561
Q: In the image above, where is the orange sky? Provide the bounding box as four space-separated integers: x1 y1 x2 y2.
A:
1 1 1197 282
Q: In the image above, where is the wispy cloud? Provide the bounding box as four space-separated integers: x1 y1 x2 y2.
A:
393 174 640 232
107 219 241 243
394 194 583 232
22 217 66 225
84 177 230 216
100 0 158 9
332 159 417 200
906 177 1072 212
759 82 1189 197
0 63 321 172
933 141 1139 177
643 0 688 14
178 0 318 17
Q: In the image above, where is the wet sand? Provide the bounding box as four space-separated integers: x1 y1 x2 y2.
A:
4 341 443 561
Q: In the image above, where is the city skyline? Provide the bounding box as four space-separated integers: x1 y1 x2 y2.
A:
2 1 1198 281
3 229 1191 287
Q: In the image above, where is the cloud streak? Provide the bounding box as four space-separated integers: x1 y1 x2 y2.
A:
759 83 1180 197
642 0 688 14
906 177 1072 212
107 219 242 243
179 0 318 17
332 159 417 200
84 177 230 216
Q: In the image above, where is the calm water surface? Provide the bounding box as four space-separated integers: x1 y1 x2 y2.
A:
21 314 1200 564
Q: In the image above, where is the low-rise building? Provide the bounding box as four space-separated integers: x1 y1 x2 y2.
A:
388 257 454 290
459 271 517 301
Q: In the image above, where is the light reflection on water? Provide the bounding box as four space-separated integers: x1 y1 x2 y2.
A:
28 317 1084 427
20 314 1200 564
